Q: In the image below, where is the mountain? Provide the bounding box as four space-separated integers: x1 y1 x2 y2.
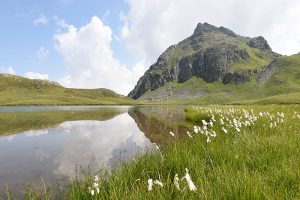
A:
0 74 133 105
128 23 300 104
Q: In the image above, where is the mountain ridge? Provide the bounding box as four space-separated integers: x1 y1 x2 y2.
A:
128 22 284 100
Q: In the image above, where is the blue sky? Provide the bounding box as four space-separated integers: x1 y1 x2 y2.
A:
1 0 300 94
0 0 131 80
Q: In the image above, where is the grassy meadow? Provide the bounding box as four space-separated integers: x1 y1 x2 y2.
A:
0 74 134 106
4 105 300 199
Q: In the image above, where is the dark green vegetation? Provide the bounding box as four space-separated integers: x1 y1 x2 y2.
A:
129 23 300 104
0 74 134 105
4 105 300 199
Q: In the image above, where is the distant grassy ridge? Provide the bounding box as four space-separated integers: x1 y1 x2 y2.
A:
5 105 299 199
0 74 134 105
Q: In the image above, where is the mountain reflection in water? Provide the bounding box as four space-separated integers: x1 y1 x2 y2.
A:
0 106 190 192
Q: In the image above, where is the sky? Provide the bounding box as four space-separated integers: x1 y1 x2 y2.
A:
0 0 300 95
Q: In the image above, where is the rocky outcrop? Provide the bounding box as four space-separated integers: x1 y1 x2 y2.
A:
178 43 249 83
247 36 272 51
257 59 281 85
128 22 279 100
222 70 254 84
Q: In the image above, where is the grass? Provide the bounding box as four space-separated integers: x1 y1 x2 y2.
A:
228 43 273 72
0 74 134 105
4 105 300 199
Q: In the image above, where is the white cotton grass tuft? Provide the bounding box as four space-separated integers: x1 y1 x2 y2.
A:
90 189 95 196
154 143 160 150
94 175 99 182
154 180 164 187
148 179 153 191
89 175 100 195
93 182 99 188
174 174 180 190
182 168 197 192
194 126 199 133
186 131 193 138
221 127 228 134
169 131 175 137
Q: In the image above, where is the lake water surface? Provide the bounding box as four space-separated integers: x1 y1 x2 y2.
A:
0 106 190 193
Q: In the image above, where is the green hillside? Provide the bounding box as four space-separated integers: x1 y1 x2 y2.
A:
139 53 300 104
0 74 134 105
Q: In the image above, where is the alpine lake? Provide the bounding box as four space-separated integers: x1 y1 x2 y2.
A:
0 106 191 194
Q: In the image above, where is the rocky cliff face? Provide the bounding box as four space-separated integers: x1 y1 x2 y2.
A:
128 22 280 99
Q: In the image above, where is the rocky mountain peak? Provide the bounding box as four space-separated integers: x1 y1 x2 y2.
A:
193 22 218 34
128 22 280 100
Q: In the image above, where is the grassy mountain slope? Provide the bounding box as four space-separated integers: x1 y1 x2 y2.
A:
139 53 300 104
0 74 134 105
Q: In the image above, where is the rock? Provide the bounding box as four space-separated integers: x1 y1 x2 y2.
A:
222 72 234 84
222 70 253 84
178 43 249 83
257 59 281 85
247 36 272 51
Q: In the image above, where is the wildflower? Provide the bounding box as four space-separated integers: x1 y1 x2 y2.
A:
202 120 208 126
90 189 95 196
182 168 197 192
174 174 180 190
211 131 217 137
93 182 99 188
148 179 153 191
202 125 207 131
209 121 213 127
235 127 240 132
94 175 99 182
221 127 228 134
169 131 175 137
220 118 224 125
206 137 211 143
194 126 199 133
211 115 216 122
154 180 163 187
186 131 192 138
154 143 160 150
96 187 100 194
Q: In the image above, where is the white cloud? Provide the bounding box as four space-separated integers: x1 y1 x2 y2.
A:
121 0 300 64
24 72 49 80
36 47 50 60
0 66 16 75
33 14 48 25
54 16 143 95
53 114 151 177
